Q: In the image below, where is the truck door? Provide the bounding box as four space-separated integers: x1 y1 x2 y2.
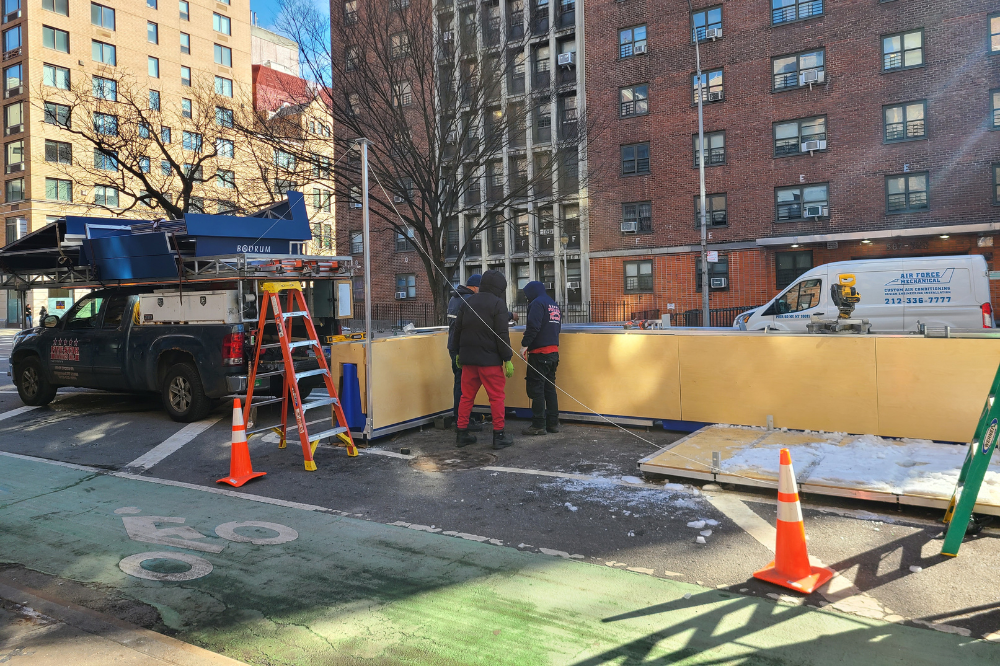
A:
49 294 106 387
91 293 132 390
759 278 824 330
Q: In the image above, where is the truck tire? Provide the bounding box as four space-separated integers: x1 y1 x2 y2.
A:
15 357 57 406
162 362 211 423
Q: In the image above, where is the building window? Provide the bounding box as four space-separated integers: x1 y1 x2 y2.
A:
692 6 721 42
3 26 20 55
42 0 68 16
148 21 158 44
776 250 813 289
160 126 171 143
94 185 118 207
91 2 115 29
772 49 824 91
4 63 20 95
160 160 170 175
147 0 156 8
313 188 331 212
214 13 231 35
621 142 650 175
216 137 234 158
883 30 923 71
43 26 69 52
346 47 358 71
619 84 648 117
886 172 928 213
180 32 190 54
350 231 363 254
182 98 192 118
991 89 999 130
92 76 116 101
139 157 150 173
395 274 416 299
92 40 116 65
395 226 415 252
772 0 822 25
693 69 723 103
93 148 118 170
214 44 232 67
148 56 159 78
138 121 150 138
883 101 926 142
312 154 331 178
991 14 999 54
624 260 653 293
215 106 233 127
44 139 71 164
179 0 189 20
93 112 117 136
4 177 23 202
390 32 410 58
183 163 203 179
622 202 652 233
694 193 727 227
4 102 21 134
619 25 646 58
214 76 232 97
773 116 826 156
393 80 412 106
274 148 294 169
43 102 70 127
344 0 358 25
216 169 235 189
994 163 1000 205
4 139 22 170
43 64 69 89
44 177 71 201
693 131 725 167
182 130 202 152
776 183 829 221
148 89 160 110
352 276 364 301
181 66 191 87
695 255 729 290
349 185 362 208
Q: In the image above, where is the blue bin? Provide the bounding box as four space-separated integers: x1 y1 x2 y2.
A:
340 363 365 430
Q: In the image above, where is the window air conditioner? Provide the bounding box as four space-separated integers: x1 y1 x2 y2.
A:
446 130 458 143
350 201 362 208
567 280 580 289
4 85 21 98
705 27 721 40
804 204 828 218
5 162 22 173
620 220 637 233
557 52 576 66
4 123 20 135
801 139 827 152
799 69 825 86
543 281 555 290
707 91 723 101
442 30 454 41
394 195 405 203
710 277 727 289
633 43 647 55
395 291 409 299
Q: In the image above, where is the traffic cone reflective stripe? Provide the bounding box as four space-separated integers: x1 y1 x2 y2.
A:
217 399 266 488
753 447 833 594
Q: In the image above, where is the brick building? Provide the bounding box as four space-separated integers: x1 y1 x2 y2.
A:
585 0 1000 323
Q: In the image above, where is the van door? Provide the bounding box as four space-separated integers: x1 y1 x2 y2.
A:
899 262 977 330
835 261 905 332
759 277 824 331
91 293 132 390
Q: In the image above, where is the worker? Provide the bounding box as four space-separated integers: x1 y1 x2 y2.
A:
449 269 515 450
519 281 561 435
447 274 483 431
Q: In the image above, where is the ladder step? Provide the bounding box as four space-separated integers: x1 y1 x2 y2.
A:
288 340 319 350
260 343 283 349
289 417 332 433
225 395 285 408
282 311 310 319
295 368 329 380
252 370 285 379
305 426 349 442
302 397 338 411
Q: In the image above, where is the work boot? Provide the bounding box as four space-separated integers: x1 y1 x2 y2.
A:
546 424 560 434
456 429 477 447
492 430 514 449
467 418 483 432
522 425 547 436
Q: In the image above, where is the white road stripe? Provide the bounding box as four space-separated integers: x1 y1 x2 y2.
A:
0 405 38 421
705 493 776 553
122 416 224 472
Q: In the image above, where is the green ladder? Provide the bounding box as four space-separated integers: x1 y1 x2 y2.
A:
941 363 1000 556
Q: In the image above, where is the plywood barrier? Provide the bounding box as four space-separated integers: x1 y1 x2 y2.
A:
327 330 1000 442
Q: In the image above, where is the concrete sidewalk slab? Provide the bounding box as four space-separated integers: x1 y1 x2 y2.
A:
1 454 998 665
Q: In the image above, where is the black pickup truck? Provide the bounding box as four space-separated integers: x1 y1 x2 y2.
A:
7 287 322 422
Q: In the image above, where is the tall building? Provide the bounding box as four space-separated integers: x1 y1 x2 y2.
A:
251 24 299 76
584 1 1000 323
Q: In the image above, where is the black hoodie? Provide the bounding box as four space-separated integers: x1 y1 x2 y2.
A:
447 284 476 351
448 270 513 367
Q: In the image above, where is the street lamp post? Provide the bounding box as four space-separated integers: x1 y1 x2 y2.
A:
687 0 710 327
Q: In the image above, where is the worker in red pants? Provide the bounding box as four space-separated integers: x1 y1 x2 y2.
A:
449 269 515 450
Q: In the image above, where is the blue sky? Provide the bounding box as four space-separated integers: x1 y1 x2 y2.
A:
250 0 328 30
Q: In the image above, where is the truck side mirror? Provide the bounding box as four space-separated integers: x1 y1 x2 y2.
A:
43 315 59 328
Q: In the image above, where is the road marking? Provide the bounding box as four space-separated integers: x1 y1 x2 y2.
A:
119 551 213 582
121 515 226 553
122 416 223 472
215 521 298 545
0 405 38 421
705 494 776 553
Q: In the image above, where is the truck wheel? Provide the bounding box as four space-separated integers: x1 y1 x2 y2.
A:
15 357 57 406
162 363 211 423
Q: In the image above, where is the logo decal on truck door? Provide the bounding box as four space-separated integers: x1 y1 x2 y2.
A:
50 338 79 362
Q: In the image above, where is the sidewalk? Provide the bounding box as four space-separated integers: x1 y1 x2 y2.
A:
1 452 998 666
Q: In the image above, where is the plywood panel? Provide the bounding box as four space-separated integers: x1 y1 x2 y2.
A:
678 335 880 434
370 332 454 429
875 338 1000 442
328 341 367 400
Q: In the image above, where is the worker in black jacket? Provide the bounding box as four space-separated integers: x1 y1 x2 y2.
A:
447 274 482 431
519 281 561 435
449 269 515 449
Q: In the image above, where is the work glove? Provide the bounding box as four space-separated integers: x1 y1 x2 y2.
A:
454 357 462 369
503 360 514 378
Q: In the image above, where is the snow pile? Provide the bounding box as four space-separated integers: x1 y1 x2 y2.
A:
722 434 1000 504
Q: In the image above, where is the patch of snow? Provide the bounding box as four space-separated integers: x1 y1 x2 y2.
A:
627 530 635 537
687 520 707 529
683 593 692 600
565 502 578 512
695 536 706 544
909 565 922 573
705 519 719 526
621 475 643 484
700 529 713 537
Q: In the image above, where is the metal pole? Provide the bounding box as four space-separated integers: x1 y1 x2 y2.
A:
359 139 374 438
687 0 709 326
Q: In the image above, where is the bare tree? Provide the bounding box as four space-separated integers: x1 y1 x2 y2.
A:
260 0 599 320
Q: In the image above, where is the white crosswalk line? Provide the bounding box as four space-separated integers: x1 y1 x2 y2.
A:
122 415 224 472
0 405 39 420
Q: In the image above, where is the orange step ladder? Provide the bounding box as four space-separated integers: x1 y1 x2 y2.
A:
242 281 357 470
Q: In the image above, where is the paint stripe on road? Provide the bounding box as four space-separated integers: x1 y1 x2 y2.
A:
0 405 38 421
122 416 224 473
705 493 777 553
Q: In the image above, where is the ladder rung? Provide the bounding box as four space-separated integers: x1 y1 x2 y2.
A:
282 311 310 319
247 397 285 408
252 370 285 379
260 343 283 349
288 340 319 350
302 397 338 411
295 368 329 380
289 417 332 433
247 424 281 436
305 426 349 442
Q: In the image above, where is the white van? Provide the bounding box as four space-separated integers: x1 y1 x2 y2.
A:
735 255 994 332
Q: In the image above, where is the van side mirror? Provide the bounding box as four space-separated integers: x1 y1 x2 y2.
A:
43 315 59 328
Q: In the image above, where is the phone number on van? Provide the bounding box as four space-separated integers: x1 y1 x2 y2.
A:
884 297 952 305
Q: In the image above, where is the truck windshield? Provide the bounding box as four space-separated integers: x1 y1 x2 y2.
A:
773 279 822 314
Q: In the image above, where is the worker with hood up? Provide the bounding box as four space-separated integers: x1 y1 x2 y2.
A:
447 273 483 431
519 281 561 435
449 269 515 449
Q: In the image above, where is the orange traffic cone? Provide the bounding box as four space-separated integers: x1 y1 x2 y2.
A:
217 399 266 488
753 448 833 594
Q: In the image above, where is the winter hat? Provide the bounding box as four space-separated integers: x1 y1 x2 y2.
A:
466 274 482 287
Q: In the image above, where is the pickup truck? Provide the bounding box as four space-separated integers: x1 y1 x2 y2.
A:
8 287 322 422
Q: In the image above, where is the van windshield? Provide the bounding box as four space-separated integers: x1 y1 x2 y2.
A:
774 279 822 314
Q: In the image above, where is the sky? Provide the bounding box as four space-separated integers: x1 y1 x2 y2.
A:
250 0 328 30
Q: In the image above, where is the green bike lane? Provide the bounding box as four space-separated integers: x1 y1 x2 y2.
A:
1 453 998 666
